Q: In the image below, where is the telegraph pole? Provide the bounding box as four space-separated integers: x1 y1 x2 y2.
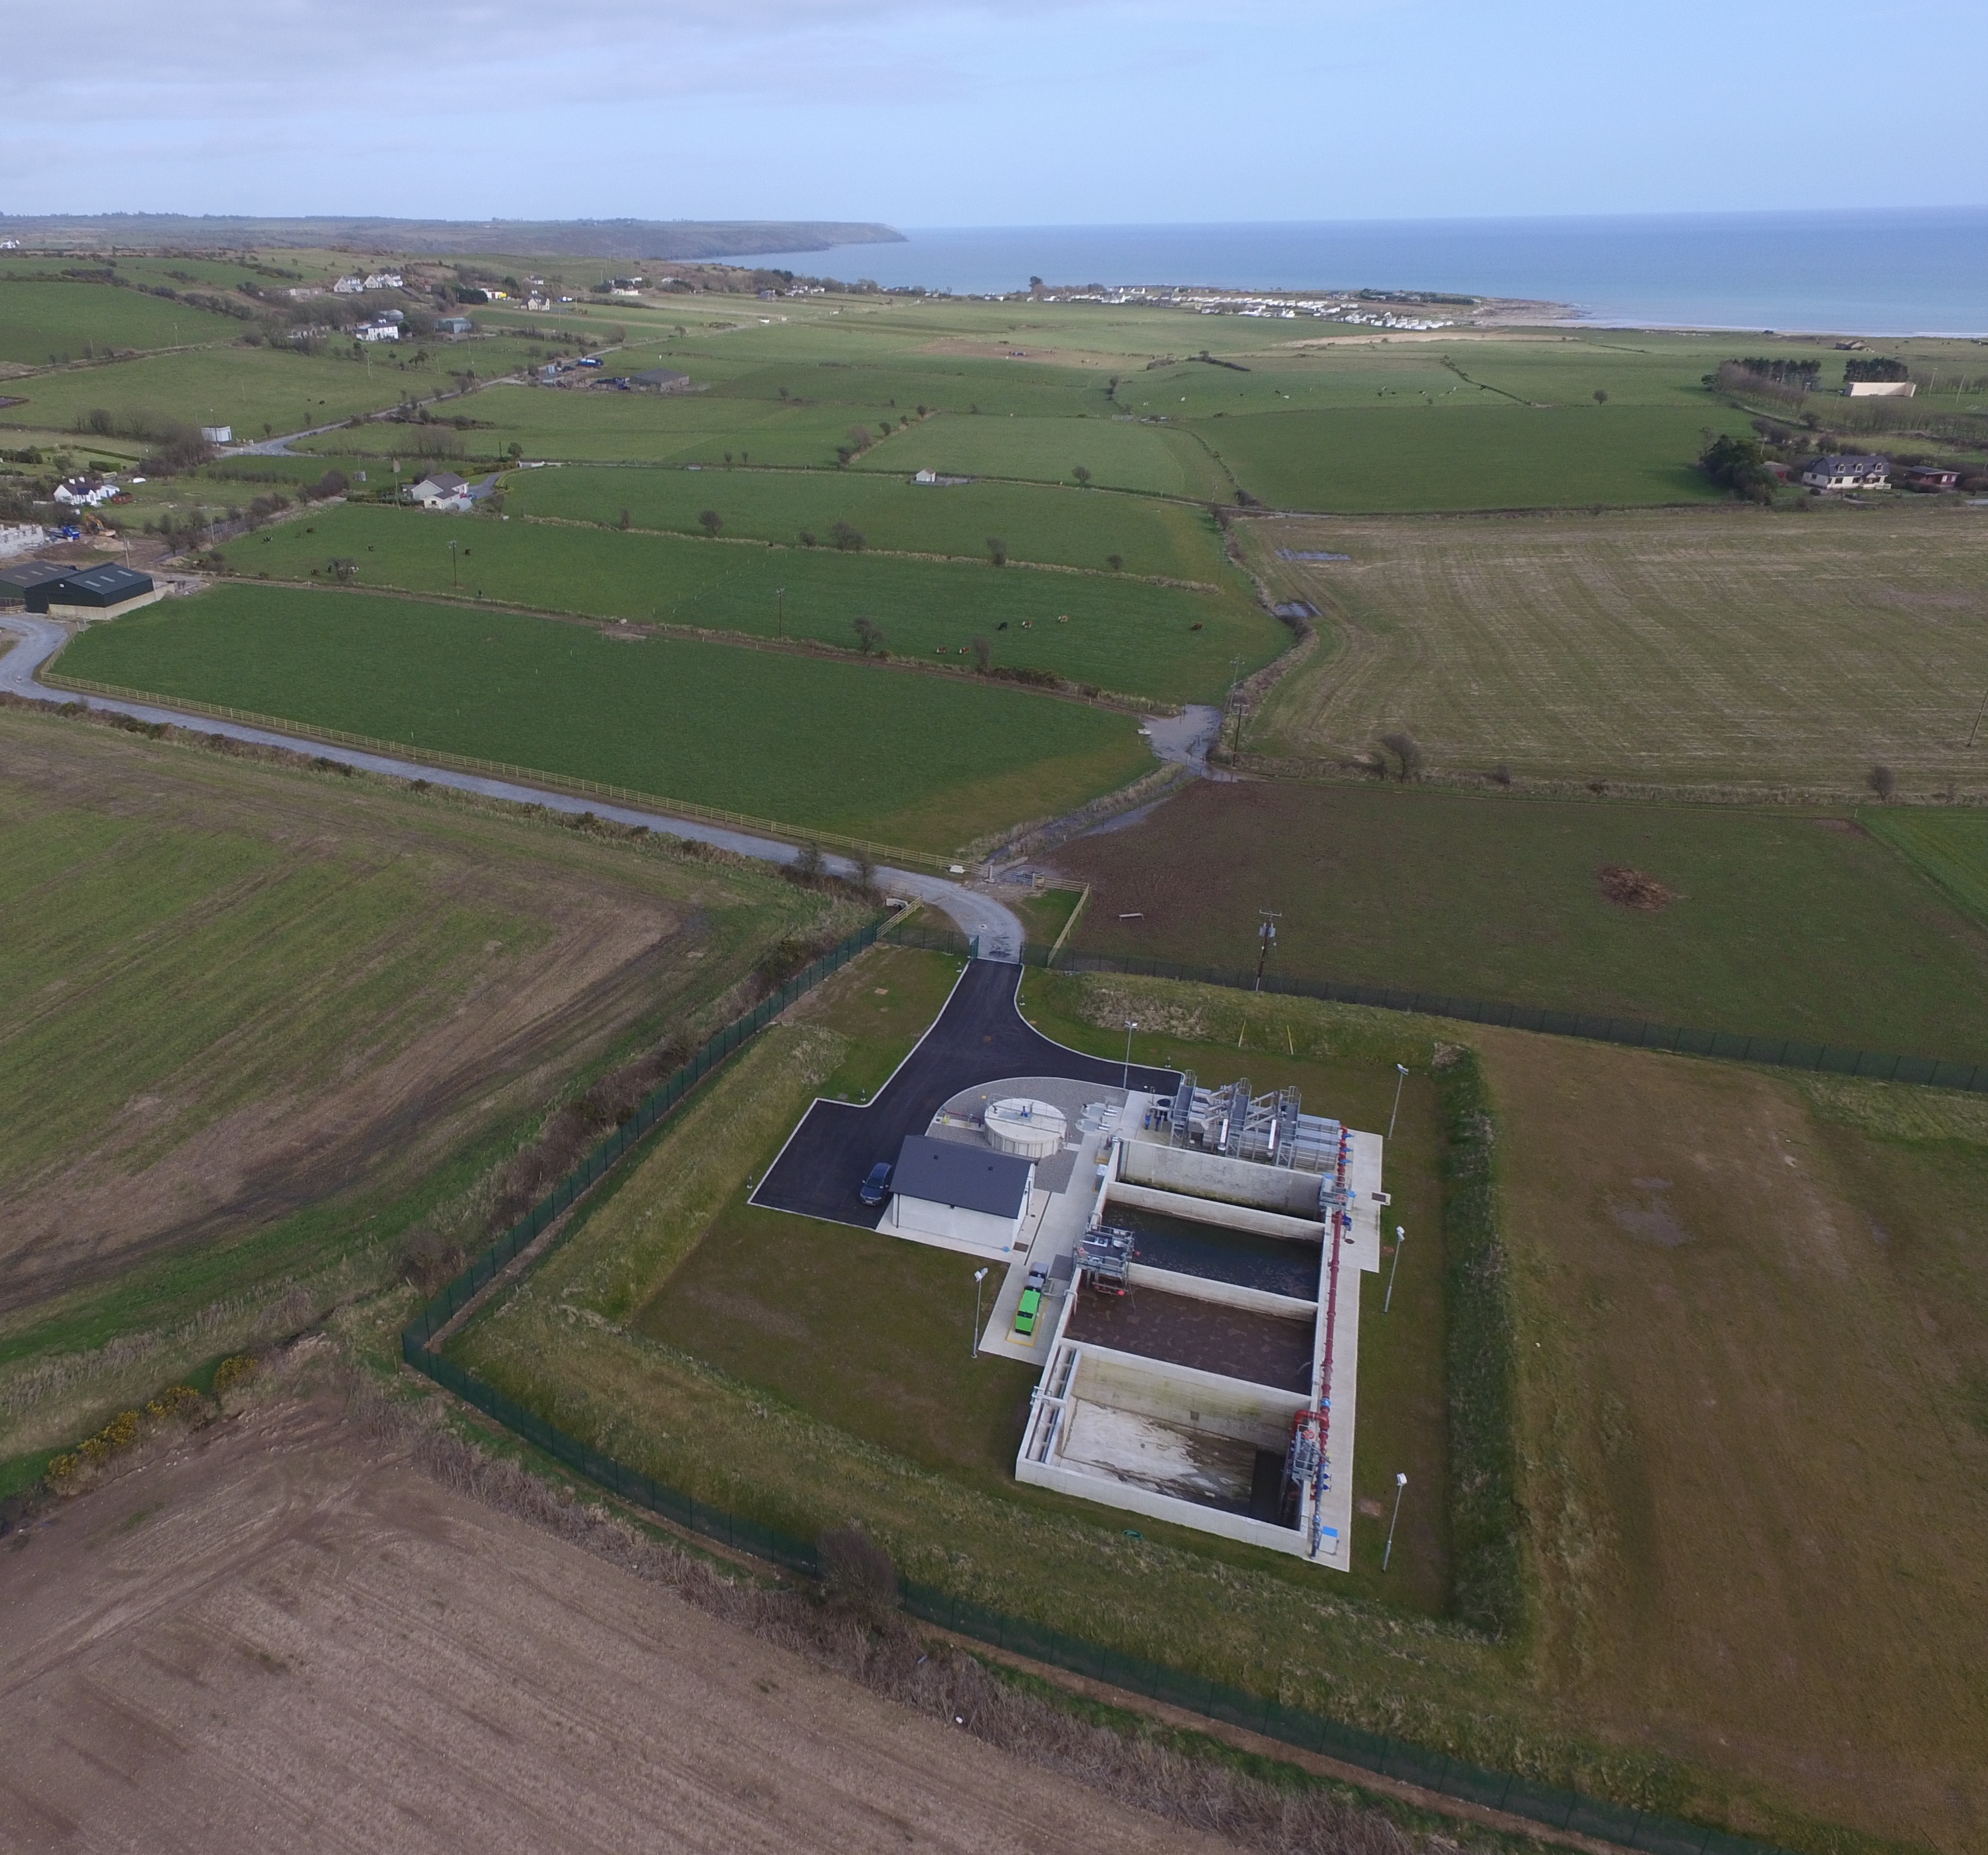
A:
776 586 785 641
1253 910 1281 991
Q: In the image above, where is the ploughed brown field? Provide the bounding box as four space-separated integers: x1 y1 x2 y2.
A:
0 1391 1229 1855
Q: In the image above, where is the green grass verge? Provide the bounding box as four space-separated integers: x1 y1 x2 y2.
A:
60 584 1154 852
223 501 1271 705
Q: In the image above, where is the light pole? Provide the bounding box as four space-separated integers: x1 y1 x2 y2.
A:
1387 1063 1409 1140
1382 1471 1408 1571
1253 910 1281 992
1121 1019 1137 1093
971 1267 988 1356
449 538 459 586
1384 1225 1405 1314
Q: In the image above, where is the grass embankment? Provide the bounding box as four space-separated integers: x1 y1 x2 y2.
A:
449 952 1471 1662
226 502 1269 705
1053 780 1988 1065
0 702 836 1468
58 584 1156 852
456 950 1988 1850
503 463 1232 581
1247 506 1988 795
1013 885 1085 950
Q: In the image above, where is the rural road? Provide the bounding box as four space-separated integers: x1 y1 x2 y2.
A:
0 614 1024 958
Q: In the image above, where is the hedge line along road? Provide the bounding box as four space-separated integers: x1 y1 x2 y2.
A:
0 612 1026 958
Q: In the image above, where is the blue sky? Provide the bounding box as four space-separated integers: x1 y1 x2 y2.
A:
9 0 1985 225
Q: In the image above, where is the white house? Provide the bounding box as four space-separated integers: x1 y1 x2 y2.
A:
331 276 366 294
52 477 122 508
405 471 469 507
361 271 403 291
1802 454 1891 491
0 523 47 559
199 425 232 444
885 1136 1036 1253
353 321 400 343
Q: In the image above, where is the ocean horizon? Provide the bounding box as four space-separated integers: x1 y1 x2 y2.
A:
741 208 1988 337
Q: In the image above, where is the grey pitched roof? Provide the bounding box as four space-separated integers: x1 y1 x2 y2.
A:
0 559 70 592
892 1135 1034 1219
48 564 154 604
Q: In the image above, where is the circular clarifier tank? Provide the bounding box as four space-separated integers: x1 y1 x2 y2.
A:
984 1097 1067 1160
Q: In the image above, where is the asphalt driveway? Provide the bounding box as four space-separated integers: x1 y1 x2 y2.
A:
751 960 1178 1229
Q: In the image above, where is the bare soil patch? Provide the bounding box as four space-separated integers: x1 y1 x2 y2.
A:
1594 864 1674 911
0 1394 1231 1855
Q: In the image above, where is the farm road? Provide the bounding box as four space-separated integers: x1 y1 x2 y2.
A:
0 1391 1229 1855
0 614 1024 957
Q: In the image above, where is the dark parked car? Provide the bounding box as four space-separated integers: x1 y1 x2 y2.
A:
858 1160 893 1205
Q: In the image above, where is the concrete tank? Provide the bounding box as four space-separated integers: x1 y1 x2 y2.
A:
984 1097 1067 1160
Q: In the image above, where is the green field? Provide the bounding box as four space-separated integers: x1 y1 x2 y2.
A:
230 503 1267 703
1204 403 1748 511
1864 808 1988 926
857 410 1228 498
0 280 245 367
1249 505 1988 794
1054 778 1988 1064
503 462 1231 580
304 380 909 467
0 701 834 1462
58 584 1154 851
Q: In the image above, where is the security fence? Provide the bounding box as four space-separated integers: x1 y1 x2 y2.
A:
403 919 881 1347
877 921 1988 1093
398 915 1803 1854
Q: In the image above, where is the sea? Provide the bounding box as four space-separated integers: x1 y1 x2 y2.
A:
737 209 1988 337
